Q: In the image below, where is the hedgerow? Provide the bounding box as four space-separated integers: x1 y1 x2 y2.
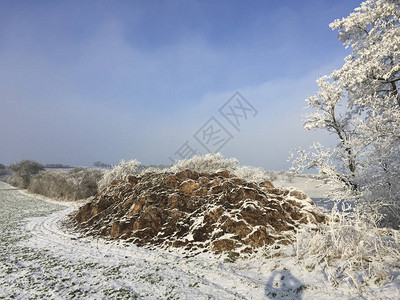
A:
28 168 104 201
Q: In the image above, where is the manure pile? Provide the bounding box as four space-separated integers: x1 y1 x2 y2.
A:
72 169 325 254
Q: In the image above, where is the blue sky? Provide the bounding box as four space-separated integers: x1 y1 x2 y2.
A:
0 0 362 170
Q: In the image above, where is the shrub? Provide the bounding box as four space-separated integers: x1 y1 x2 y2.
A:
296 204 400 289
233 165 270 183
264 171 278 182
98 154 274 190
98 160 141 191
170 153 239 174
28 167 104 201
170 153 272 183
139 165 168 175
3 174 22 186
8 160 44 188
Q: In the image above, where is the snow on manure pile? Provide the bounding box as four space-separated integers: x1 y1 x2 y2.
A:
71 169 326 254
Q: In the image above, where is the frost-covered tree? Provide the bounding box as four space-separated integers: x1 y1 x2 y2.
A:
8 160 45 188
292 0 400 227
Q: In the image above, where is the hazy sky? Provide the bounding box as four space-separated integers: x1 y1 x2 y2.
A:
0 0 362 170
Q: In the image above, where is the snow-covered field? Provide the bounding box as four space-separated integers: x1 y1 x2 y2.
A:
272 174 334 199
1 181 399 299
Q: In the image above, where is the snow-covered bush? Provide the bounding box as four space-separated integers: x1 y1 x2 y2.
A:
139 166 167 175
264 171 278 182
97 154 274 190
98 159 141 191
3 174 23 187
28 167 104 201
8 160 45 188
98 155 273 191
170 153 239 174
169 153 273 183
296 204 400 289
233 165 270 183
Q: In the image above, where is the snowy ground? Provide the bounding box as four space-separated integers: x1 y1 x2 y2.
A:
272 174 334 199
0 181 399 299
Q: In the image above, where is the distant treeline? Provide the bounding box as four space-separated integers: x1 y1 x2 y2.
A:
93 161 112 169
45 163 73 169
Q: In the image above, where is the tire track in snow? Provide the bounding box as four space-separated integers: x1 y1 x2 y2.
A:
19 196 261 299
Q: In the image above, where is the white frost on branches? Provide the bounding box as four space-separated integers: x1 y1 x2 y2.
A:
170 153 272 183
98 159 141 191
98 154 275 192
292 0 400 227
291 1 400 289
